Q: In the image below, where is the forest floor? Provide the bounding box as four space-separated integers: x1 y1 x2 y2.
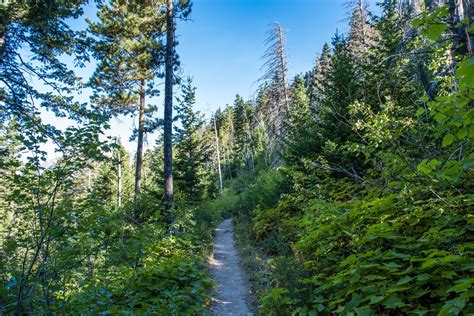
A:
208 218 253 315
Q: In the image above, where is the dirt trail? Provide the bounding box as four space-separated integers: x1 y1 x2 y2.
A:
209 218 252 316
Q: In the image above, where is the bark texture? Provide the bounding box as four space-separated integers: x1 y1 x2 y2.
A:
133 79 145 225
164 0 175 223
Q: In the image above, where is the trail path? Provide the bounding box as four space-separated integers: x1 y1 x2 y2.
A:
209 218 252 316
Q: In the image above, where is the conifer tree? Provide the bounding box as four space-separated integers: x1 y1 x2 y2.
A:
1 0 90 134
89 0 164 225
164 0 175 220
174 78 211 203
214 106 236 179
347 0 376 64
309 43 332 119
284 77 315 163
232 95 253 172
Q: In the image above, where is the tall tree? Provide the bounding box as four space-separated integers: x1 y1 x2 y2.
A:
212 113 224 194
309 43 332 120
174 78 211 203
232 95 254 172
260 22 290 156
0 2 108 312
89 0 164 225
214 106 236 179
164 0 175 222
162 0 192 221
1 0 90 132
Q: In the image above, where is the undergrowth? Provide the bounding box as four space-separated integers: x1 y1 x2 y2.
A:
221 168 473 315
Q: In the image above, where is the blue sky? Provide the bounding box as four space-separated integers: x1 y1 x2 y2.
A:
177 0 353 109
42 0 378 157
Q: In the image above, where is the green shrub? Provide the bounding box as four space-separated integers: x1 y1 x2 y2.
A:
63 256 212 315
293 194 474 315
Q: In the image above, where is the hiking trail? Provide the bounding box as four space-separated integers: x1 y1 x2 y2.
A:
209 218 252 316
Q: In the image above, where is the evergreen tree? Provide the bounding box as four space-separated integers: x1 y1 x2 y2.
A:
284 77 315 163
232 95 254 172
214 105 236 179
309 43 332 120
174 78 211 204
1 0 91 134
89 0 164 225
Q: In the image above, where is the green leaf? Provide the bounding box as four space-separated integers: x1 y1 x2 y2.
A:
457 128 468 140
354 306 373 316
434 113 447 122
396 276 412 285
447 279 472 293
439 297 466 316
416 107 425 116
382 295 405 309
413 18 423 27
369 295 385 304
425 23 448 41
383 262 401 268
442 134 455 147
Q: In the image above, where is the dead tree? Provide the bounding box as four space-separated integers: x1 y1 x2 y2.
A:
259 22 290 159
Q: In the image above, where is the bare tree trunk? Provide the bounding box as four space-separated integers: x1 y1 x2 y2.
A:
276 24 289 113
449 0 470 54
213 115 223 194
117 152 122 208
87 168 91 190
417 62 436 100
164 0 174 224
0 0 8 65
468 0 474 55
133 79 145 226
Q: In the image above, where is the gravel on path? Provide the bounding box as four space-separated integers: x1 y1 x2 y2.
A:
209 218 253 316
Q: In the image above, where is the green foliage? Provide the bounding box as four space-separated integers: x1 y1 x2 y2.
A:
63 239 213 314
0 197 217 314
174 78 214 204
293 193 473 315
224 2 473 316
416 57 474 184
2 0 473 314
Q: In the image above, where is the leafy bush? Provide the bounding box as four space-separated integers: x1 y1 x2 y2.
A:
64 256 212 315
294 193 473 315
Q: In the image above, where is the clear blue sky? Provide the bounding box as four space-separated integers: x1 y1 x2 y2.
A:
42 0 378 157
177 0 358 110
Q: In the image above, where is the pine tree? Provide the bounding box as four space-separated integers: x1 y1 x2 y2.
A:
174 78 211 204
309 43 332 120
323 33 357 143
284 77 315 163
164 0 175 221
347 0 377 65
89 0 164 225
1 0 91 135
214 106 236 179
232 95 254 172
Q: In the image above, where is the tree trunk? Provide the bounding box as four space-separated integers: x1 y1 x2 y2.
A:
87 168 91 190
0 1 8 65
213 115 223 194
164 0 175 225
117 151 122 208
449 0 470 54
276 24 289 114
133 79 145 226
469 0 474 55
